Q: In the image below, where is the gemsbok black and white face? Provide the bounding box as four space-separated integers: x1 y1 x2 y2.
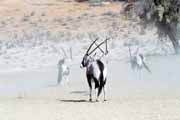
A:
80 38 109 102
81 54 89 67
80 38 99 68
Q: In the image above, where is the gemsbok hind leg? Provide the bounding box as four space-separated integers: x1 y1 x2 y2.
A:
96 84 103 102
103 86 106 101
103 79 107 101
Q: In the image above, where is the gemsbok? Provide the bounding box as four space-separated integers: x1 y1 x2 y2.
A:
80 38 109 102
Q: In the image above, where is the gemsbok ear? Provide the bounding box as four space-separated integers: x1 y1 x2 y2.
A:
93 52 97 57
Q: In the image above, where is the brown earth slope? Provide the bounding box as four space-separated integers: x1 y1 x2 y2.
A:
0 0 124 38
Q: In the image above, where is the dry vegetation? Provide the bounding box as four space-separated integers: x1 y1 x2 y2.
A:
0 0 126 41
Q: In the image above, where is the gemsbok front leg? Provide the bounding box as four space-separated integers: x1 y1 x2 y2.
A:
87 75 92 102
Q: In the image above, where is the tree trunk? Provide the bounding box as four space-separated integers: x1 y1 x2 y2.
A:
166 24 180 54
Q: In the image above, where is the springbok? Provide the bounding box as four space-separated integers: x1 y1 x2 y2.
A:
80 38 108 102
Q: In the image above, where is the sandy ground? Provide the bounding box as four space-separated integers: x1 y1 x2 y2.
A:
0 0 180 120
0 55 180 120
0 97 179 120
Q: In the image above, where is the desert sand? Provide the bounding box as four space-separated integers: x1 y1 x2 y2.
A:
0 57 180 120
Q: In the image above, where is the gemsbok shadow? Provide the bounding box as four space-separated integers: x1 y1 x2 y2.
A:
70 90 89 96
59 99 89 103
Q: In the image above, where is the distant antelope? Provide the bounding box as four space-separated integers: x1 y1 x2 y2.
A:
57 47 71 85
80 38 108 102
128 46 151 79
57 58 70 85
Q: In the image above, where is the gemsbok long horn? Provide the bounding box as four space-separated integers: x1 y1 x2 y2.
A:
94 41 105 54
88 38 110 55
86 37 99 55
105 37 108 55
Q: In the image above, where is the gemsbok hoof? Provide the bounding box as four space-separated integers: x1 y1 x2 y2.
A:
103 99 107 102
